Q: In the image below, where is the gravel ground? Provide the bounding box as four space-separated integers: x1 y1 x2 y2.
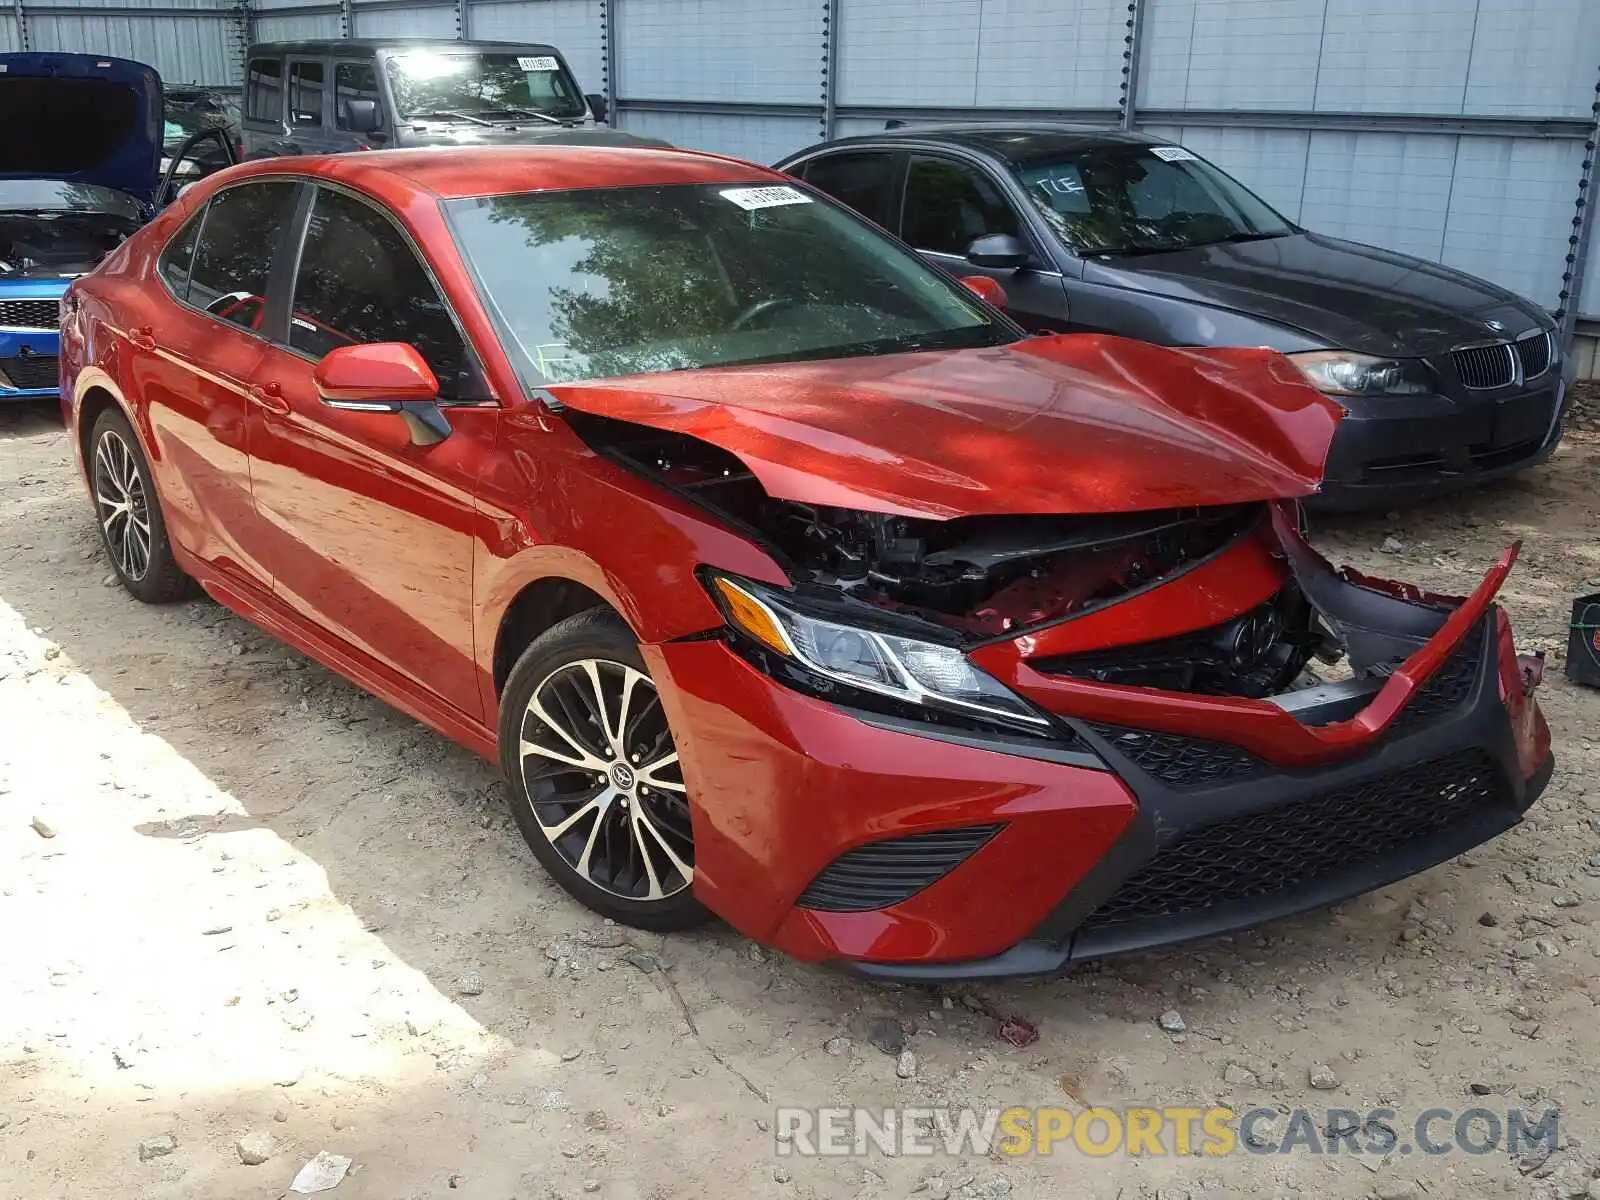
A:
2 394 1599 1200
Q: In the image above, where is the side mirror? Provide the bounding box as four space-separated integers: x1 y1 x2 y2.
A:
585 92 609 123
965 233 1028 271
312 342 450 446
342 98 382 134
958 275 1008 309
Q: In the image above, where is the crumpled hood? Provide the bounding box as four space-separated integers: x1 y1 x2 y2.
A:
546 334 1344 519
0 53 163 204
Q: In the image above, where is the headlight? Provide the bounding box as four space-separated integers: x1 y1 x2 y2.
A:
708 575 1048 729
1288 351 1433 396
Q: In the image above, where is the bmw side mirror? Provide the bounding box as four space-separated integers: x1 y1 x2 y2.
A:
312 342 451 446
342 98 382 134
965 233 1028 271
585 92 609 123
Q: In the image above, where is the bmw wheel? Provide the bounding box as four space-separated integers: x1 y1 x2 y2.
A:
498 607 709 931
89 408 197 604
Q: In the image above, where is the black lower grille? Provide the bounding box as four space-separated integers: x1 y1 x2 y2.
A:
1087 724 1269 790
0 353 58 390
1080 748 1508 932
1386 623 1483 737
1452 343 1515 389
0 299 58 330
796 824 1004 912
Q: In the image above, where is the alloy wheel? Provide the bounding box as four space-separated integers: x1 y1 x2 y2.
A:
93 429 152 582
518 658 693 901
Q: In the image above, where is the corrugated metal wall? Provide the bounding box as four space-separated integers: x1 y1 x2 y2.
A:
14 0 1600 330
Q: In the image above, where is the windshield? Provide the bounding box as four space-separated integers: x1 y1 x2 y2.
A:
1012 144 1294 255
445 182 1010 386
0 180 143 219
163 96 232 142
385 51 587 122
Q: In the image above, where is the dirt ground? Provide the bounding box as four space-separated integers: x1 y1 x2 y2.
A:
3 393 1599 1200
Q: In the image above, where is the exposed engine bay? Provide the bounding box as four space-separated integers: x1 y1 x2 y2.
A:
566 411 1428 704
0 209 138 277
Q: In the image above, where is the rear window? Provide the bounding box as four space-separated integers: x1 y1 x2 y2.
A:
245 58 282 123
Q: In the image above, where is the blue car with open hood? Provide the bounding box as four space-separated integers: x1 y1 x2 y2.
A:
0 53 162 399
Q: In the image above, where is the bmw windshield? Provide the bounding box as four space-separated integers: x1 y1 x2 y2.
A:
385 51 588 123
1013 144 1295 256
445 182 1011 386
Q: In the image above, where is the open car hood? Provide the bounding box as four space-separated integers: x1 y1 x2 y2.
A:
0 53 163 204
545 334 1344 519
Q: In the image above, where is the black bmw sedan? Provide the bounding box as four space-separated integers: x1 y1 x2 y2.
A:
777 124 1568 511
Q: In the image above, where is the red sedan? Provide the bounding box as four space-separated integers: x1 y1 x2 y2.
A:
60 147 1552 980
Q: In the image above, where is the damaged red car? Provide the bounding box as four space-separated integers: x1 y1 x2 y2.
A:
60 147 1553 980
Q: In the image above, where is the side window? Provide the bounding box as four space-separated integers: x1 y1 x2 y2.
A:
290 187 471 399
245 57 283 124
335 61 381 129
187 181 300 328
801 152 895 228
156 207 206 301
902 155 1021 257
288 61 325 127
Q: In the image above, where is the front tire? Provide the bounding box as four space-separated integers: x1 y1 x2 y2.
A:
88 408 197 604
498 608 710 932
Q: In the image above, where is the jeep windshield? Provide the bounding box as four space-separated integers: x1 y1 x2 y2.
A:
385 51 588 123
444 181 1012 386
1012 144 1295 256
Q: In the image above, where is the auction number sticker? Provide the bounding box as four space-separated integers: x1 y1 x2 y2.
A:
719 186 813 211
1150 146 1198 162
517 56 560 71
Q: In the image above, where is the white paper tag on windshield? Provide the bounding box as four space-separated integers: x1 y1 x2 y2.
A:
517 55 559 71
1150 145 1198 162
719 186 812 211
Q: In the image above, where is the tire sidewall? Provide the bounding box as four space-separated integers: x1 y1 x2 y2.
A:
88 407 192 604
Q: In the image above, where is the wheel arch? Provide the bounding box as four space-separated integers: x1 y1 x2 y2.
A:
73 369 134 482
491 573 621 696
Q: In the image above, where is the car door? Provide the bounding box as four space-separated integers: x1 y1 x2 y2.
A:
796 150 902 231
899 153 1071 334
332 59 387 150
280 57 332 155
241 54 287 159
135 180 302 589
246 183 494 719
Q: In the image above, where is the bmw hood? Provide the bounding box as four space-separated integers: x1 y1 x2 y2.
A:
0 53 163 204
545 334 1344 520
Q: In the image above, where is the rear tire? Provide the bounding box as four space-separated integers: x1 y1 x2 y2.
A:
498 608 710 933
88 407 198 604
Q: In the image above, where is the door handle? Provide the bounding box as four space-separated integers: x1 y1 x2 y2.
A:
248 382 290 416
128 325 156 352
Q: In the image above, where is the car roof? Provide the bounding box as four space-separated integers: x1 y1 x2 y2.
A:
225 144 780 201
799 122 1164 161
245 38 564 57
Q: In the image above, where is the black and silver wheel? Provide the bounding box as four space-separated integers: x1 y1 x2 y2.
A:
498 608 710 931
88 408 197 604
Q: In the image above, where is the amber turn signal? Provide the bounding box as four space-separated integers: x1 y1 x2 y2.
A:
712 576 794 657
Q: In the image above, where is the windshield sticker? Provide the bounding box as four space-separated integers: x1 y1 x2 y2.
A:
517 56 560 72
1150 146 1198 162
719 186 812 211
1034 176 1085 197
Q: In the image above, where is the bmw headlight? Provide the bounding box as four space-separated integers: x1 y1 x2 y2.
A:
1288 351 1433 397
707 574 1048 730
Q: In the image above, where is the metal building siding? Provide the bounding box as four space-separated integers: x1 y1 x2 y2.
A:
1313 0 1480 113
1297 131 1457 264
974 0 1125 109
26 12 241 86
616 0 823 104
466 0 605 89
1140 0 1327 111
1440 136 1586 307
352 5 461 39
1463 0 1600 117
618 109 818 161
837 0 981 106
251 11 344 42
0 14 20 51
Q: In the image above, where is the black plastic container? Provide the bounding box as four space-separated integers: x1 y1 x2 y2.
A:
1568 592 1600 687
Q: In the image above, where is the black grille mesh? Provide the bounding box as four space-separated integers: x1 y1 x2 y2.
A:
1087 724 1269 790
1385 624 1483 738
1452 343 1515 389
796 824 1004 912
1514 333 1552 379
0 354 59 390
1080 748 1508 932
0 300 59 330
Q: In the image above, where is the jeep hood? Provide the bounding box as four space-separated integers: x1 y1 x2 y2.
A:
545 334 1344 519
0 53 163 204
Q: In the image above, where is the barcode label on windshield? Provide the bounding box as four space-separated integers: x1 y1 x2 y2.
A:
1150 145 1197 162
719 186 812 211
517 56 559 71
